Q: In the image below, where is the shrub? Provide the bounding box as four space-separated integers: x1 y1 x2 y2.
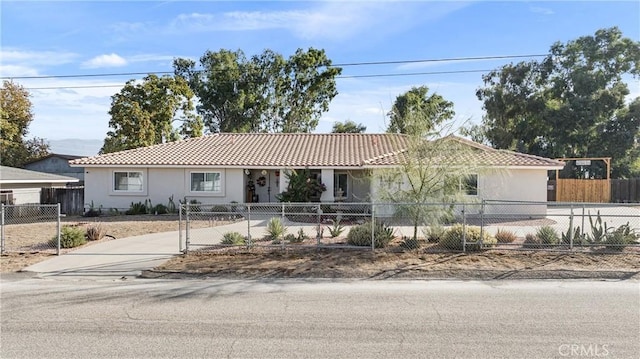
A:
153 204 168 215
289 228 308 243
604 223 638 251
423 225 445 243
221 232 246 245
50 225 86 248
535 226 560 246
126 201 148 215
400 236 421 250
266 217 287 242
495 228 517 243
326 219 345 238
85 224 106 241
523 233 540 248
346 222 395 248
440 224 496 251
211 205 229 214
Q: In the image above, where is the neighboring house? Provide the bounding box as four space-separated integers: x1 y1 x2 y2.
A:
0 166 80 205
24 154 84 185
69 133 565 216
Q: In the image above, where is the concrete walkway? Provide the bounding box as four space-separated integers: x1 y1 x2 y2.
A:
21 218 312 277
23 230 183 277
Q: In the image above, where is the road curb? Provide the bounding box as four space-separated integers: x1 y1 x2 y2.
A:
140 269 640 281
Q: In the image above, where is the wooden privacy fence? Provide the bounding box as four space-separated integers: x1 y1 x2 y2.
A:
555 179 611 203
611 178 640 203
40 187 84 215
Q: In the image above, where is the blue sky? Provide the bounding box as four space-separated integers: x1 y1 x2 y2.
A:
1 1 639 155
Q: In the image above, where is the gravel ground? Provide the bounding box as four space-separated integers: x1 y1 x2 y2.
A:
2 215 638 280
149 246 640 280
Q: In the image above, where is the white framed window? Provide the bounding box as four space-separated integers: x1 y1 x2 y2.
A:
464 174 478 196
334 173 348 198
190 171 222 193
444 174 478 196
113 171 144 192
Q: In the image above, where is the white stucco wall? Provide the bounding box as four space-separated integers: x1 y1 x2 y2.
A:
83 167 246 210
368 167 550 218
6 187 41 205
479 168 549 217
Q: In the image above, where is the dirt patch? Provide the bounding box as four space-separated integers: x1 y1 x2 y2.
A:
149 248 640 280
0 214 230 273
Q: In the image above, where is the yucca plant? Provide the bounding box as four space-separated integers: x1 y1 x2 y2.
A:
266 217 287 243
536 225 559 246
326 219 345 238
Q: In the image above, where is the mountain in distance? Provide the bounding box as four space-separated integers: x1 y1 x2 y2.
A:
48 139 103 157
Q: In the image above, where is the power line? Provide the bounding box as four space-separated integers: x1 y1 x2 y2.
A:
3 54 545 81
339 69 492 79
23 68 496 90
334 54 545 67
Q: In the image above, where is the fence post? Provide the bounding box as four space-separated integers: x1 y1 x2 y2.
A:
371 204 375 252
581 203 586 239
246 204 251 247
185 203 190 254
462 204 466 253
1 204 5 255
178 203 183 253
569 205 574 251
316 205 322 246
56 203 61 256
480 200 485 247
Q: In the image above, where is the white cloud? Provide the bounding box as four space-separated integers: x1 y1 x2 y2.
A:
0 65 39 77
128 54 180 63
0 49 79 76
0 48 79 66
163 1 471 41
81 53 128 69
530 6 555 15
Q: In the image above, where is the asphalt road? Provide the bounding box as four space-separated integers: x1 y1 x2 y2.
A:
1 277 638 358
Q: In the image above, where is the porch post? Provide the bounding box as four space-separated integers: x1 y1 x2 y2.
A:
320 169 335 202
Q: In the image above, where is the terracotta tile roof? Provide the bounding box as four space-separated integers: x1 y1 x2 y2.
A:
69 133 565 169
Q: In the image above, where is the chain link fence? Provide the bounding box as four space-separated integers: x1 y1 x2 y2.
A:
1 204 61 255
180 201 640 254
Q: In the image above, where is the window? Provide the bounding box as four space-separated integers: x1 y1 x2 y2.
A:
1 190 13 205
464 174 478 195
191 172 221 192
114 171 143 192
334 173 348 197
444 174 478 196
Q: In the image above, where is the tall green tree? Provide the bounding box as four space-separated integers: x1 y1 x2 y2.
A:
331 120 367 133
473 27 640 178
0 81 49 167
174 48 342 133
101 74 203 154
386 86 455 137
